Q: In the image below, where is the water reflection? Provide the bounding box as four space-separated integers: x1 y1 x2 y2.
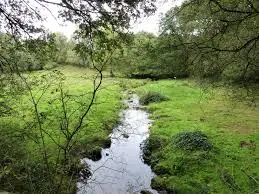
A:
77 94 158 194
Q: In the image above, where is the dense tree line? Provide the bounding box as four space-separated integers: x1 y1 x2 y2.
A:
0 32 86 72
111 0 259 86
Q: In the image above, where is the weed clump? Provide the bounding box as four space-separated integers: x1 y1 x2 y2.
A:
220 169 242 192
140 91 168 105
173 131 213 151
141 136 168 165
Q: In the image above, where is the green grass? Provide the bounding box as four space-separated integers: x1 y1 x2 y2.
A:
0 66 124 192
136 80 259 193
20 66 122 160
1 70 259 193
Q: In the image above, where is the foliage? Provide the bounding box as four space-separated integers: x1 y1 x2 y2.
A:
0 32 86 72
141 135 168 165
0 0 156 37
159 0 259 85
1 0 258 193
0 0 157 192
220 168 242 192
140 91 168 105
0 121 61 193
173 131 213 151
0 66 123 192
109 32 189 79
109 0 258 89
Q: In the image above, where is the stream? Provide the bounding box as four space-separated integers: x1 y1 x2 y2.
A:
77 94 158 194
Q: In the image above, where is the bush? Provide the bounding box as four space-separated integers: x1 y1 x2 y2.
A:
140 91 168 105
44 61 58 70
173 131 213 151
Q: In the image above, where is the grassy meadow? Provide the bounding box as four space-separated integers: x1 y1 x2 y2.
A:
136 80 259 193
1 66 258 193
1 66 124 192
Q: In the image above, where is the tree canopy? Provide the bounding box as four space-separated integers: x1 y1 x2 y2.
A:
110 0 258 89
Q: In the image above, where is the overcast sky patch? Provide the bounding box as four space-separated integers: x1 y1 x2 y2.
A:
43 0 184 37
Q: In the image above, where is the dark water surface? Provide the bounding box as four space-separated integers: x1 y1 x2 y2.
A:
77 94 158 194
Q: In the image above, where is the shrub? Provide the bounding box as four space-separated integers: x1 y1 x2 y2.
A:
140 91 168 105
44 61 58 70
173 131 213 151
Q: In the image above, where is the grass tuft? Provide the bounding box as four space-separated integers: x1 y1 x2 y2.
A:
220 169 242 192
140 91 168 105
141 135 168 165
173 131 213 151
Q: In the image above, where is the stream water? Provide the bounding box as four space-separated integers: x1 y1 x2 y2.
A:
77 94 158 194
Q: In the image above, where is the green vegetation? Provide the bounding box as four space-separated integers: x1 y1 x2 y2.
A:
0 66 123 192
0 0 156 192
1 0 259 193
110 0 259 91
140 91 169 105
136 80 258 193
173 131 213 151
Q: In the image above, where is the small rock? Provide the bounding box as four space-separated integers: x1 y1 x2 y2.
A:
158 191 167 194
88 148 102 161
122 133 129 138
103 138 112 148
105 153 109 156
140 190 153 194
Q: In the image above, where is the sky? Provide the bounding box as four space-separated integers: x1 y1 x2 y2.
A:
43 0 184 37
131 0 183 34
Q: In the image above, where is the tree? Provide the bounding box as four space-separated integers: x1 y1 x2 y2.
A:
160 0 259 85
0 0 157 193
